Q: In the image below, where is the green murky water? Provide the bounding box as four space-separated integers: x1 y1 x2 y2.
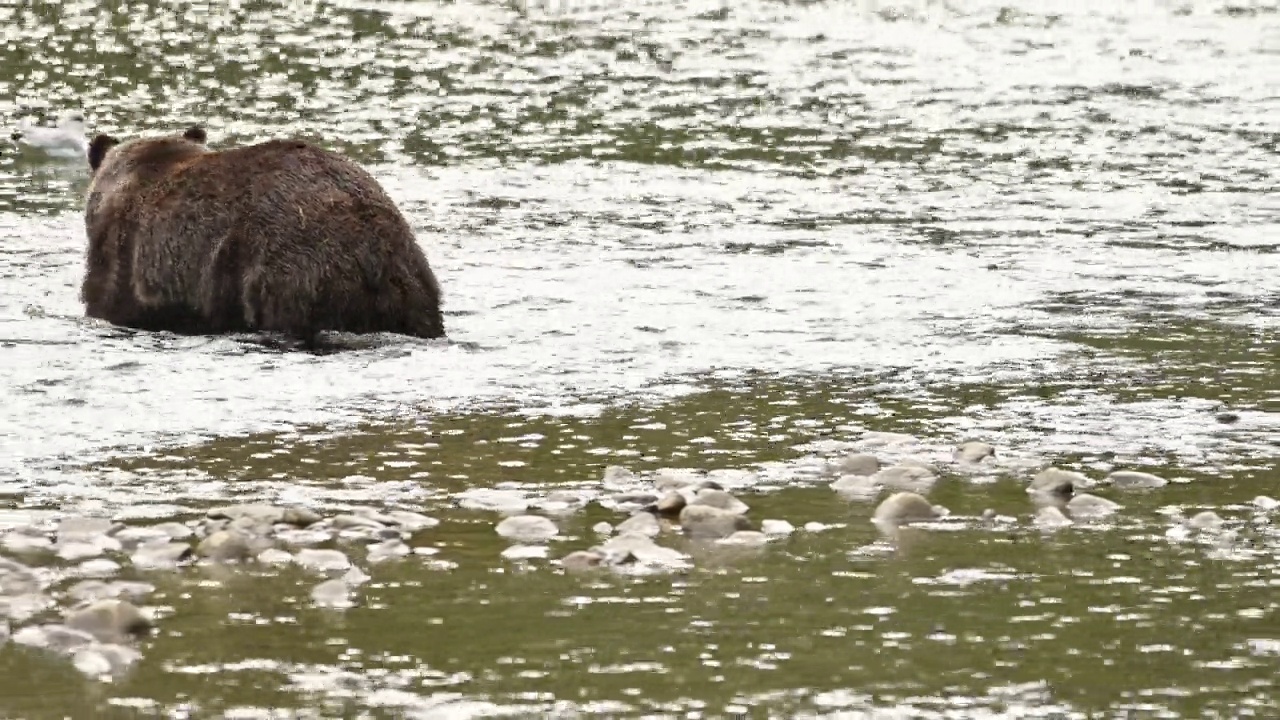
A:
2 0 1279 716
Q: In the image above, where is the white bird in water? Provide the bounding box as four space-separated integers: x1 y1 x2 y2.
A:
10 111 90 160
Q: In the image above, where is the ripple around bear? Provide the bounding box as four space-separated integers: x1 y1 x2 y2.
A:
81 126 445 344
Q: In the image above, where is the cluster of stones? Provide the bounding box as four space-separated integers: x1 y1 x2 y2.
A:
492 432 1260 575
0 503 439 680
486 466 797 575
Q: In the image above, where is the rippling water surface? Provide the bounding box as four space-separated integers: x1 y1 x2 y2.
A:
1 0 1278 716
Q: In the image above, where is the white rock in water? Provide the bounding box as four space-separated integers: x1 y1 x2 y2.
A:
311 579 355 609
597 534 690 572
954 441 995 464
367 539 412 563
704 468 759 490
1034 506 1073 531
1253 496 1280 511
1029 468 1090 496
1066 493 1122 519
500 545 549 561
872 492 946 527
294 549 352 574
831 474 881 500
75 559 122 578
689 489 749 515
760 519 795 537
1187 511 1224 531
72 643 141 678
679 505 751 539
591 522 614 536
457 489 529 514
828 453 881 477
601 466 637 490
495 515 559 544
1106 470 1168 489
256 548 295 566
871 465 937 494
716 531 769 547
56 516 115 543
615 513 661 538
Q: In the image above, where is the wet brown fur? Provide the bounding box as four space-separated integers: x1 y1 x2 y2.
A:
82 126 444 343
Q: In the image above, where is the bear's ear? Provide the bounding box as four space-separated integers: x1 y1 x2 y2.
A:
183 126 207 144
87 134 121 171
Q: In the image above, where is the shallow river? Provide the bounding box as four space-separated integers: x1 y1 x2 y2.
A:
1 0 1278 717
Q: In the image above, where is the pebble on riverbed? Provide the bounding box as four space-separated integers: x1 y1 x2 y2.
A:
0 500 444 681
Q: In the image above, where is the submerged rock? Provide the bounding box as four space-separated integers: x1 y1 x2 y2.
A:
367 539 412 563
3 529 53 554
871 465 937 494
1028 468 1088 499
501 545 549 561
828 453 881 477
600 492 660 514
0 593 54 623
112 526 174 549
1034 506 1073 531
274 528 333 546
131 541 194 570
311 579 356 609
689 489 749 515
601 465 638 490
654 491 687 516
75 559 122 578
332 514 387 531
534 490 590 515
64 599 152 643
1253 496 1280 511
56 516 116 543
615 512 661 538
1106 470 1168 490
596 533 690 571
12 623 97 654
295 549 352 574
716 531 769 547
57 536 122 562
72 642 141 678
196 530 257 563
257 548 295 566
558 550 606 572
207 504 287 525
1066 493 1122 519
831 473 881 500
277 507 320 526
65 581 155 604
379 510 440 532
872 492 945 527
495 515 559 544
457 489 530 514
0 558 42 595
1187 511 1225 531
760 519 795 537
679 505 752 540
954 441 996 464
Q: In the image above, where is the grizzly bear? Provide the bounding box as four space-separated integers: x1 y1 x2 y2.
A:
82 126 445 345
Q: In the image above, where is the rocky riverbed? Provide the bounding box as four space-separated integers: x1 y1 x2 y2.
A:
4 428 1263 689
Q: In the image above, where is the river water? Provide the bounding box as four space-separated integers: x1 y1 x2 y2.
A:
1 0 1278 717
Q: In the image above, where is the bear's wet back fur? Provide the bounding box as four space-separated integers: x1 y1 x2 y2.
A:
82 125 445 344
